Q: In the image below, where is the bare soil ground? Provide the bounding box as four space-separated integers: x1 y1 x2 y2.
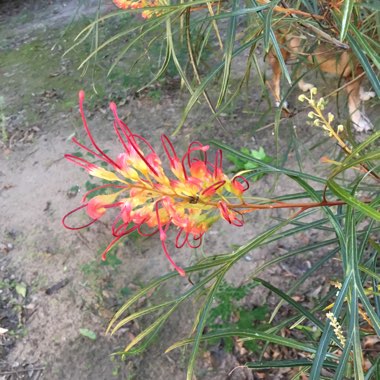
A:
1 1 378 379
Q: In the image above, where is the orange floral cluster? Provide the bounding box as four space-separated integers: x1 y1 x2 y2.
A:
63 91 249 276
113 0 161 19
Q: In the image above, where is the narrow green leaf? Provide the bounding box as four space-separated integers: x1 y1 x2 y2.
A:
211 140 326 183
246 359 337 369
364 356 380 380
358 264 380 281
351 288 365 380
347 34 380 96
186 271 227 380
329 151 380 180
138 39 171 92
253 278 328 335
166 329 338 357
110 300 177 335
106 271 177 333
250 0 291 83
333 320 354 380
201 4 271 21
348 23 380 69
270 248 338 323
216 0 238 107
340 0 355 41
301 0 318 13
263 2 276 52
251 239 337 280
327 180 380 221
123 306 178 353
309 274 352 378
357 219 375 262
357 283 380 335
107 19 168 76
116 320 165 356
166 17 194 94
350 130 380 157
173 37 261 135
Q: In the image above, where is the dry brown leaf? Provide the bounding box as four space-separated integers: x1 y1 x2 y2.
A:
363 335 380 349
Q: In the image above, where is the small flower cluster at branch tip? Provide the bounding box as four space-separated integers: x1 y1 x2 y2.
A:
330 280 342 296
299 87 351 155
299 87 347 141
113 0 163 19
63 91 249 277
326 312 346 346
330 281 342 290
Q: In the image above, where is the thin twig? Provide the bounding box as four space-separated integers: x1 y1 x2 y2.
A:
0 367 45 375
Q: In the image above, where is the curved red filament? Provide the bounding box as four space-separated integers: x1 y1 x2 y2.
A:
62 203 98 230
233 176 250 192
78 91 121 169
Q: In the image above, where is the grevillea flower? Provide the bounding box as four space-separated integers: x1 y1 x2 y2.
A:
63 91 249 276
113 0 162 19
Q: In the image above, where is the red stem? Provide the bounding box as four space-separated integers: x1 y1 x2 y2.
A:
229 199 347 212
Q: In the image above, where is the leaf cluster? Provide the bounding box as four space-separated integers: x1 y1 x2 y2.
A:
106 132 380 379
71 0 379 132
67 1 380 378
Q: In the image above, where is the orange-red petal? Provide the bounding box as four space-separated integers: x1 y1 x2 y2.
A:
113 0 131 9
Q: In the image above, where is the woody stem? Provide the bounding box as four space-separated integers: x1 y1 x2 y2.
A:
223 199 347 212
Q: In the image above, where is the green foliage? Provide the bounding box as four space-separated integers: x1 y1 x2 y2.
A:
101 252 123 268
105 132 380 379
207 280 268 352
68 1 380 378
226 147 273 179
79 328 97 340
14 283 27 298
71 0 379 132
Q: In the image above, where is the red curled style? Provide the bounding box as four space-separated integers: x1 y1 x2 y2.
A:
161 135 179 167
112 120 130 153
137 224 159 237
123 134 160 177
112 221 139 238
218 201 244 227
230 211 244 227
182 143 210 179
187 141 208 166
175 229 189 249
201 180 226 196
78 91 121 170
187 233 203 249
64 154 97 171
62 204 98 230
70 138 107 163
101 235 124 261
213 149 223 178
233 176 250 192
110 102 159 177
111 209 132 237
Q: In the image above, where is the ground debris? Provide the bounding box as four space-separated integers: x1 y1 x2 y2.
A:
45 278 70 296
0 362 44 380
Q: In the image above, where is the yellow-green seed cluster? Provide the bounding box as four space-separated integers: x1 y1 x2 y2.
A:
326 312 346 346
299 87 345 138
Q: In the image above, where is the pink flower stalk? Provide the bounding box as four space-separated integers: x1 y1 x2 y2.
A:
63 91 249 276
